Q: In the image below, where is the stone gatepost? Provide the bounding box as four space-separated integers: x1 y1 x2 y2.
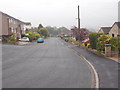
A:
105 44 111 57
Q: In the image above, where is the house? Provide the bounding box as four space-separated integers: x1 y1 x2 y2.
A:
23 22 32 33
71 27 89 41
109 22 120 37
98 27 111 34
0 12 2 36
0 11 31 39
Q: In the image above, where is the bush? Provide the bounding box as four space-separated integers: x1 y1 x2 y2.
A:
37 27 49 38
97 35 110 52
87 43 91 48
89 33 103 49
73 41 79 45
33 33 41 40
81 43 85 47
25 32 41 42
110 37 120 51
68 38 73 42
7 35 17 44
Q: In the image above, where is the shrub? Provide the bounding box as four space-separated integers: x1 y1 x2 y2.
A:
97 35 110 52
33 33 41 40
89 33 103 49
73 41 79 45
7 35 17 44
37 27 49 38
25 32 41 42
81 43 85 47
87 43 91 48
68 38 73 42
110 37 120 51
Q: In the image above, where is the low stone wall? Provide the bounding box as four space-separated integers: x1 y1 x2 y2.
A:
80 46 105 57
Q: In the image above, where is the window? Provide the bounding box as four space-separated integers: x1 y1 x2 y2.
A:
14 28 16 33
9 18 12 23
14 20 16 24
112 34 114 37
8 18 10 23
11 19 13 22
117 35 120 37
11 27 14 33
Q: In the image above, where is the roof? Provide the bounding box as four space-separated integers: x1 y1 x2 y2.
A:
0 11 31 24
0 11 24 23
100 27 112 34
24 22 31 25
113 22 120 28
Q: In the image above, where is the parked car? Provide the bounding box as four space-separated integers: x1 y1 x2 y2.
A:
19 37 29 42
37 38 44 43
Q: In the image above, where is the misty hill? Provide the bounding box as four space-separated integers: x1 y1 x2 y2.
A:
46 26 70 37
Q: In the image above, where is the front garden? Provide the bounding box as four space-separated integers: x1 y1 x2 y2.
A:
61 33 120 58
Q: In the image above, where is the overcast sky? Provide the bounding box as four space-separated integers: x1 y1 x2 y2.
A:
0 0 119 31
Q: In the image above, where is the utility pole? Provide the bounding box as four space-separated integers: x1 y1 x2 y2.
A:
78 5 80 30
78 5 80 45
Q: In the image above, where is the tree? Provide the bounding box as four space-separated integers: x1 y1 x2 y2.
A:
25 32 41 42
46 26 69 37
71 27 89 42
38 24 43 29
46 26 58 37
38 27 49 38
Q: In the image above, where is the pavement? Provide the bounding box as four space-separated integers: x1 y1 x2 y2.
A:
0 43 2 89
62 39 119 88
17 41 31 46
2 37 93 88
107 56 120 63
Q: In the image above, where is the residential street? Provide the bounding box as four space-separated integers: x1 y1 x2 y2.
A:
2 37 93 88
63 40 119 88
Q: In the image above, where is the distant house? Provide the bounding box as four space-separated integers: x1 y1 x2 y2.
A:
71 27 89 41
60 30 72 37
23 22 32 33
98 27 111 34
109 22 120 37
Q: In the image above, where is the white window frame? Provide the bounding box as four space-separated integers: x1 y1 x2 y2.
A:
11 27 14 33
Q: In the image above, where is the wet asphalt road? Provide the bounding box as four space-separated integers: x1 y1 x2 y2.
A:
2 38 92 88
63 40 119 88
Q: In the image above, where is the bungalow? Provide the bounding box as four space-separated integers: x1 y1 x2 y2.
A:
109 22 120 37
98 27 111 34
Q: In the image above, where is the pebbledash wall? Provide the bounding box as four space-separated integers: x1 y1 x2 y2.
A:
0 11 32 39
109 23 120 37
0 12 2 90
0 12 2 36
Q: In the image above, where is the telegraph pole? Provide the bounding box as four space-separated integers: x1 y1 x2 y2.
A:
78 5 80 45
78 5 80 30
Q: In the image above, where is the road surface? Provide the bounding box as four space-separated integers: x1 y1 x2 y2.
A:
2 38 93 88
63 39 119 88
